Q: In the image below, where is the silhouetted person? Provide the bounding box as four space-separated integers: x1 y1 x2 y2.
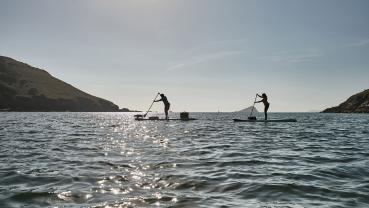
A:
154 94 170 120
255 93 270 120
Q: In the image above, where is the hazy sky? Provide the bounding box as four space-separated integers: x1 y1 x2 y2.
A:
1 0 369 112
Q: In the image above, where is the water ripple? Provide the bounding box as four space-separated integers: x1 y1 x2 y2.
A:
0 112 368 207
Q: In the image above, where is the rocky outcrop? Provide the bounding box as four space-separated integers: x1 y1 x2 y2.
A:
118 108 141 112
0 56 119 111
238 106 259 113
322 89 369 113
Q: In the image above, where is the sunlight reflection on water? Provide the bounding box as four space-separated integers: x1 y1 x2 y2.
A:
0 112 369 207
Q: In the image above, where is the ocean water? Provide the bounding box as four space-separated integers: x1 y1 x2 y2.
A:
0 112 369 208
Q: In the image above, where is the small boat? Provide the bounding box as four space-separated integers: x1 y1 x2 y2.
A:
233 118 297 122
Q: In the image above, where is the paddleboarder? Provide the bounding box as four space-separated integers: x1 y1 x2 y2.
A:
255 93 270 120
154 94 170 120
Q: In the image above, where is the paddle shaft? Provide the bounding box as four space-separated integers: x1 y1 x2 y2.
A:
249 94 258 117
144 93 160 117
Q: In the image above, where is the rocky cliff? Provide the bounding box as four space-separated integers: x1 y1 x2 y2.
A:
322 89 369 113
0 56 119 111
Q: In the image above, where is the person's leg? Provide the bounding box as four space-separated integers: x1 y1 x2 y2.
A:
264 104 269 120
165 105 170 119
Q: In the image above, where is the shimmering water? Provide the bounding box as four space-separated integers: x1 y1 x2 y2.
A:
0 112 369 208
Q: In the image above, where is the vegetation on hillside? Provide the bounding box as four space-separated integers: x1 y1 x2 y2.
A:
0 56 119 111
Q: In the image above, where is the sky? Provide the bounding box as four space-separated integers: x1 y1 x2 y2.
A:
1 0 369 112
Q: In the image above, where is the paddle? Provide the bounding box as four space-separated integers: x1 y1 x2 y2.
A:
248 94 257 120
143 92 160 118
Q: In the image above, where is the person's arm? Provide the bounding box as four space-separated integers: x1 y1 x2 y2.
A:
255 98 265 103
256 94 262 98
154 98 162 102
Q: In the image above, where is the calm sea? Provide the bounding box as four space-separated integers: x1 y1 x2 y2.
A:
0 112 368 208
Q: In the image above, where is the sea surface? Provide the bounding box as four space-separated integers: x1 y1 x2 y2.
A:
0 112 369 208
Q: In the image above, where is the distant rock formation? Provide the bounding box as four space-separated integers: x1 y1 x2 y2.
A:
0 56 119 112
308 110 321 113
237 106 259 113
118 108 141 112
322 89 369 113
119 108 131 112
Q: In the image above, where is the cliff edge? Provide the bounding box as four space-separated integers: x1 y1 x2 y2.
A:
0 56 119 111
322 89 369 113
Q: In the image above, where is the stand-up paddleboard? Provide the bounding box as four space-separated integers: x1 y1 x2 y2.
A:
233 118 297 122
134 112 196 121
135 118 197 121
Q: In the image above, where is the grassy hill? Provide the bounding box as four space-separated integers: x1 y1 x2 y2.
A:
0 56 119 111
322 89 369 113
